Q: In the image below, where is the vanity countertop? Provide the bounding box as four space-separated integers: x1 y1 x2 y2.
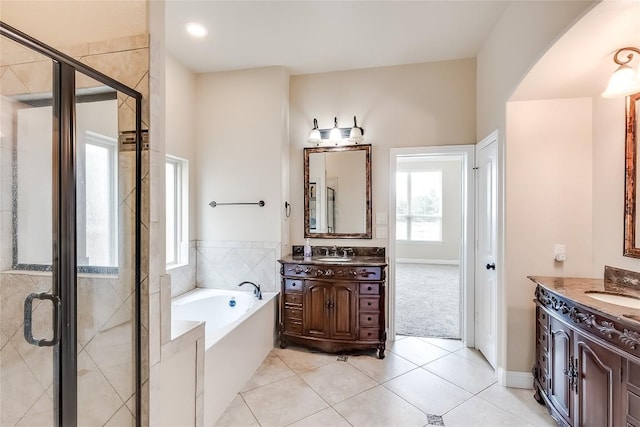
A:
278 254 388 267
528 275 640 328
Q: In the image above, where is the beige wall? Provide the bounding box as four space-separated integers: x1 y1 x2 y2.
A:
592 96 640 275
289 59 476 248
505 97 594 372
195 67 289 243
165 54 197 242
476 0 593 376
476 1 593 140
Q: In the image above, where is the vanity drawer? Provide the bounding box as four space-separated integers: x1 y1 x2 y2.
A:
284 321 303 335
537 308 549 329
537 327 548 351
284 279 304 292
359 297 379 311
360 313 379 327
629 361 640 390
284 307 302 320
628 391 640 422
284 292 303 304
282 264 315 278
359 328 379 341
538 351 549 372
359 283 379 295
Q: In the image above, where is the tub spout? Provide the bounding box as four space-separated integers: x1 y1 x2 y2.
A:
238 281 262 300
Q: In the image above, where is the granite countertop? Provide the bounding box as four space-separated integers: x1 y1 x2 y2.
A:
528 275 640 327
278 254 388 267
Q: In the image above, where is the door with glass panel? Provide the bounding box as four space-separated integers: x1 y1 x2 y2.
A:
0 23 141 426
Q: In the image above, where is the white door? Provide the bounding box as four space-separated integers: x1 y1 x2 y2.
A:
475 132 498 368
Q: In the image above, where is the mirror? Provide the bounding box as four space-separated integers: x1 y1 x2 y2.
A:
304 144 372 239
624 92 640 258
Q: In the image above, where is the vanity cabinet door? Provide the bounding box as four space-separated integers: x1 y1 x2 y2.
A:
329 282 357 340
303 281 357 341
549 317 574 426
304 281 331 338
574 332 623 427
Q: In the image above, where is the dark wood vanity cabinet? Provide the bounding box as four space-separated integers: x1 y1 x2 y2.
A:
279 261 386 358
534 284 639 427
304 280 358 340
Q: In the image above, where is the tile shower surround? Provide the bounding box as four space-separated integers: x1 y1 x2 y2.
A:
0 33 150 426
195 240 282 294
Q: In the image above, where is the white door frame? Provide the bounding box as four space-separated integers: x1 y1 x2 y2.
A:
388 145 476 345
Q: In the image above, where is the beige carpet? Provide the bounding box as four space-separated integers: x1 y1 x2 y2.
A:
395 263 461 339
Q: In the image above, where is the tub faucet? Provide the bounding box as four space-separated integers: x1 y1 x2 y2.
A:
238 281 262 300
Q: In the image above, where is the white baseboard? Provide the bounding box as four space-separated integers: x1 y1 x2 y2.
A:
396 258 460 265
497 366 533 389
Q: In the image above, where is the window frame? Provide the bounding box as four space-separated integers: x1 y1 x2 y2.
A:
165 155 188 268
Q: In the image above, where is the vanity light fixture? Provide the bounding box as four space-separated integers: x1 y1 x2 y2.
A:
306 116 365 145
185 22 208 38
602 47 640 98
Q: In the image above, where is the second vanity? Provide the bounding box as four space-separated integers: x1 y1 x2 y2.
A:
278 246 387 358
529 266 640 427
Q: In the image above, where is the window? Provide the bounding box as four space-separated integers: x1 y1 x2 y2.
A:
79 131 118 267
166 155 188 267
396 171 442 241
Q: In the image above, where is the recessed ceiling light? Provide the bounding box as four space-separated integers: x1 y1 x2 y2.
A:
185 22 207 38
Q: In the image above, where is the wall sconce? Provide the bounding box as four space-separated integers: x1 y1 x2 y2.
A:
307 116 365 145
602 47 640 98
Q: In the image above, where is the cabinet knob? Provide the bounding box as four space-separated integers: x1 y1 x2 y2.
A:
367 302 372 306
367 317 371 321
367 286 372 291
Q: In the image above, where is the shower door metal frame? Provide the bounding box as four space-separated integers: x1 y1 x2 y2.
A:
0 21 143 427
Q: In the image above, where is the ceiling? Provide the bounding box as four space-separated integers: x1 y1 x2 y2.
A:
165 1 509 75
511 0 640 101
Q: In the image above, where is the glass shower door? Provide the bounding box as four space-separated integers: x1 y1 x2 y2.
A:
75 71 137 426
0 22 142 427
0 37 55 426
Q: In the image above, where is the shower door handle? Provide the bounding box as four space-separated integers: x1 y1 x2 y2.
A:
24 292 61 347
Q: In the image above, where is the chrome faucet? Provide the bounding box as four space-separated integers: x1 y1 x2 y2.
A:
331 245 338 256
238 281 262 300
341 248 354 257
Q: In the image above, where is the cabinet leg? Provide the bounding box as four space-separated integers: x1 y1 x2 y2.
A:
278 331 287 349
533 387 545 405
376 347 385 359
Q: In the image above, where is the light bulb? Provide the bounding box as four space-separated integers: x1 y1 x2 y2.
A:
602 64 640 98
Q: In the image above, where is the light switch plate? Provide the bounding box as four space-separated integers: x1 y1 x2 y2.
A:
376 212 388 225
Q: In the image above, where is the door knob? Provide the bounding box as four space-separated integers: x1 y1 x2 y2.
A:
486 263 496 270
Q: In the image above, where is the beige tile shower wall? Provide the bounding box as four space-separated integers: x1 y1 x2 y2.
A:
196 240 281 293
0 272 136 426
169 241 197 298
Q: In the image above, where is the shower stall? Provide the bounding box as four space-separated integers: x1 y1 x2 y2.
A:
0 22 144 426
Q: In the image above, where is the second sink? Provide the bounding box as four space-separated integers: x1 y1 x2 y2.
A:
585 291 640 309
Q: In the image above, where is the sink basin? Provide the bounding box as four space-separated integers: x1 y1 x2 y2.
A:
315 257 352 262
585 292 640 309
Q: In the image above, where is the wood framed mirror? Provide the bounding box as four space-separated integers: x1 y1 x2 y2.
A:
304 144 372 239
624 92 640 258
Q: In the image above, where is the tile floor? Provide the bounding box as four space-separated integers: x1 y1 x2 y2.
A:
213 336 555 427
